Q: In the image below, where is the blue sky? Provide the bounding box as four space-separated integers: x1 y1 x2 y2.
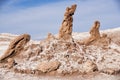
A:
0 0 120 40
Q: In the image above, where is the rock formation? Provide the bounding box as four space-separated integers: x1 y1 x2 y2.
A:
84 21 101 45
90 21 101 39
36 61 61 73
5 58 16 69
59 4 77 41
81 21 111 48
83 21 111 47
101 68 120 75
46 33 56 41
93 33 111 47
0 34 30 62
83 60 98 73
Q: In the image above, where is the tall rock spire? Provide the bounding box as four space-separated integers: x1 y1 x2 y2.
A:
59 4 77 41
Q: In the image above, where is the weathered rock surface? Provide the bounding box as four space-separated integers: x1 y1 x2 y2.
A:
36 61 61 73
90 21 101 39
83 21 111 47
59 4 77 41
101 68 120 75
93 33 111 47
46 33 55 41
84 21 100 45
5 58 16 69
83 60 98 73
0 34 30 62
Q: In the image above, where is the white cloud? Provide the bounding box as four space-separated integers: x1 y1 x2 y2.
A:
0 0 120 40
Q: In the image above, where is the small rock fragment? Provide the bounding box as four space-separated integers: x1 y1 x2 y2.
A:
5 58 16 69
37 61 61 73
101 68 120 75
83 60 98 73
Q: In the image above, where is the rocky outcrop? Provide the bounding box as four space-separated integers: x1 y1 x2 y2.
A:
83 21 111 47
36 61 61 73
93 33 111 47
5 58 16 69
0 34 30 62
84 21 100 45
101 68 120 75
59 4 77 41
89 21 101 39
46 33 56 41
83 60 98 73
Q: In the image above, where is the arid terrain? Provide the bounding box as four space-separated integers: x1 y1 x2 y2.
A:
0 27 120 80
0 4 120 80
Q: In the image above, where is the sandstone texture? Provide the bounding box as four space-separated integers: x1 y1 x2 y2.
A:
37 61 61 73
84 21 111 47
84 21 101 45
5 58 16 69
59 4 77 41
0 34 30 62
83 60 98 73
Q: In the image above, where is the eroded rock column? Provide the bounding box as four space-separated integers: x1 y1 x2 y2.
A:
84 21 101 45
89 21 101 40
59 4 77 41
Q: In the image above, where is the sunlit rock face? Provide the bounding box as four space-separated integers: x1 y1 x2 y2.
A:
0 34 30 62
59 4 77 41
83 21 111 47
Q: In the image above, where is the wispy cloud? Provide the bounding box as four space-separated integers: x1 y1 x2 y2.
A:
0 0 120 40
0 0 22 12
